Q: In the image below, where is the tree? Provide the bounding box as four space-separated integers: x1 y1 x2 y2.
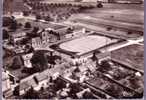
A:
20 37 30 45
23 11 29 16
47 55 62 65
83 91 95 99
3 29 9 40
13 85 20 96
66 27 73 34
127 31 132 35
26 27 39 38
24 44 34 53
9 19 18 31
21 67 33 74
24 22 32 29
11 56 23 69
32 26 39 33
107 26 112 31
23 86 39 99
30 51 48 72
105 83 123 97
91 51 100 62
35 14 41 21
44 15 51 21
26 32 38 38
100 60 111 72
3 16 13 27
18 23 23 28
97 2 103 8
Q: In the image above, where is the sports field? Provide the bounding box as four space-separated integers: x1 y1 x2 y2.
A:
59 35 118 55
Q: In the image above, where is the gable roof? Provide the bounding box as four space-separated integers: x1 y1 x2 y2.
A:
19 82 30 91
27 78 38 87
2 71 9 81
35 73 48 82
22 53 33 61
19 78 38 91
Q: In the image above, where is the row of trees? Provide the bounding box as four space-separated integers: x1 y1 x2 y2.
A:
27 0 103 9
26 2 84 22
3 22 32 40
28 2 88 8
3 16 33 29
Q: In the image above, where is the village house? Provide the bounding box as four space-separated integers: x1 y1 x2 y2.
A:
16 70 50 96
31 37 42 49
14 62 70 96
22 53 33 68
96 52 111 64
2 70 13 98
65 28 87 39
33 73 49 91
41 31 48 43
9 31 27 46
14 73 38 96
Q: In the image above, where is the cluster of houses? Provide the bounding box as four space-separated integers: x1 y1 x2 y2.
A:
3 0 144 99
2 13 89 99
2 14 113 98
2 67 51 97
3 36 112 98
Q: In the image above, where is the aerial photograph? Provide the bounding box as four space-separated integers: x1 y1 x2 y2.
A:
2 0 144 99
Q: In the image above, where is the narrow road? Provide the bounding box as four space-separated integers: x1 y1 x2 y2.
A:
62 21 141 39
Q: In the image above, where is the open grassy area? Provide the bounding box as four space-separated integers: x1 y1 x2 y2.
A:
73 3 144 24
68 3 144 38
59 35 118 55
111 44 144 71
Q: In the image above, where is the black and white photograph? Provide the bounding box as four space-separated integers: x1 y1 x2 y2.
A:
2 0 144 99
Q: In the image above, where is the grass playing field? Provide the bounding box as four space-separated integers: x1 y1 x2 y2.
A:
59 35 118 55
